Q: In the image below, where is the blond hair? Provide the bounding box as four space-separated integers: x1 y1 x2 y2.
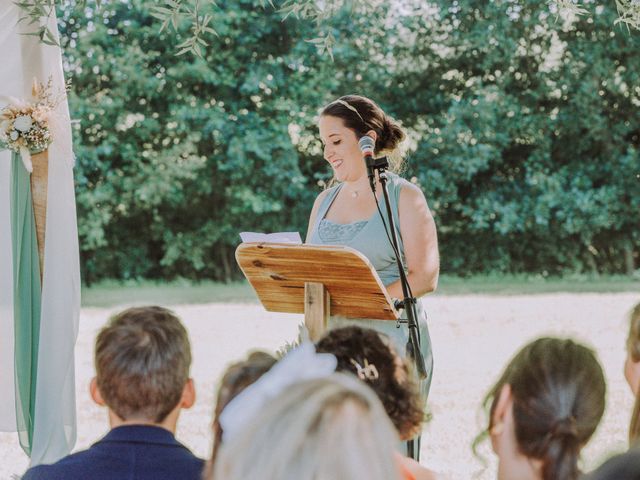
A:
212 373 401 480
627 303 640 445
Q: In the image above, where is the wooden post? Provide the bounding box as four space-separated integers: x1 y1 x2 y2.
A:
304 282 330 341
30 150 48 282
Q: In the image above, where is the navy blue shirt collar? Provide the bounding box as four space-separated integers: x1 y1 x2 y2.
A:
98 425 181 446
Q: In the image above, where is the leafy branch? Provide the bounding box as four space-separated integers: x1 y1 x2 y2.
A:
150 0 218 58
14 0 639 59
14 0 102 46
552 0 589 17
15 0 60 46
552 0 640 30
615 0 640 31
278 0 371 58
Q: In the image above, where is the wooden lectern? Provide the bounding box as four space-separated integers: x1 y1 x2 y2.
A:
235 242 399 341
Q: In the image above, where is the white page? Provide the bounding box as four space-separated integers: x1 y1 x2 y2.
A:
239 231 302 244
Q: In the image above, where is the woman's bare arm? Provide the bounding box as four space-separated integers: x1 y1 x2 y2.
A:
385 183 439 299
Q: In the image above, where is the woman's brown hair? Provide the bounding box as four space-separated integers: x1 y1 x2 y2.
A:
315 325 425 440
474 337 606 480
205 351 277 478
321 94 407 172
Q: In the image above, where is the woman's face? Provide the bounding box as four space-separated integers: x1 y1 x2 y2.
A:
318 115 366 183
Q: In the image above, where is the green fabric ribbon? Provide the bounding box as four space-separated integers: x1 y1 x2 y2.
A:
10 151 42 457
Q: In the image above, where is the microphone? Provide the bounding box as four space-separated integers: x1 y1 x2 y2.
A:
358 135 376 191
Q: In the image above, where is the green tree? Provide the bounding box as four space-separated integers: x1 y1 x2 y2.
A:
58 0 639 282
391 0 640 275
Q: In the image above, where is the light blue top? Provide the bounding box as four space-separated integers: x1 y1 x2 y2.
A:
310 173 406 286
308 172 433 398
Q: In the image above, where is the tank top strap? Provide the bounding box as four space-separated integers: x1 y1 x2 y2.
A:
382 172 405 238
313 183 343 230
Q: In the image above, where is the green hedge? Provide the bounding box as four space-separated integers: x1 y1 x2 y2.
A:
57 0 639 283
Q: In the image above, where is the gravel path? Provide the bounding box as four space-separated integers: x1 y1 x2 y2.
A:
1 293 638 479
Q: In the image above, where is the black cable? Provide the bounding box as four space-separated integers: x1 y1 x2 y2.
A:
370 169 426 379
371 182 415 299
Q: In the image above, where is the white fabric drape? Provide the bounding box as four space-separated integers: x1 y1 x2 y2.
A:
0 1 80 465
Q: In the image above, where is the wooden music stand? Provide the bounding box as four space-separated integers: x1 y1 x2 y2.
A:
235 242 399 341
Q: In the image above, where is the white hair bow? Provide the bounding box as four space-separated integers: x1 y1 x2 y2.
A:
218 342 337 442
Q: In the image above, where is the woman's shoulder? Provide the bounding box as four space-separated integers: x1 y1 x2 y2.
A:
387 174 426 205
315 183 342 203
309 184 340 218
388 172 420 190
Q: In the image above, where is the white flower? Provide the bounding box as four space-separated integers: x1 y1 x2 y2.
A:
10 130 19 140
13 115 33 132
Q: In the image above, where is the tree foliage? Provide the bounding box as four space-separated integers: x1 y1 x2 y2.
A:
56 0 639 282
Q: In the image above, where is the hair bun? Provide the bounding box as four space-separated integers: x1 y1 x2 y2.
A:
377 115 405 153
551 416 579 440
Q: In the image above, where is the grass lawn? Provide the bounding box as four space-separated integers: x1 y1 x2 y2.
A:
81 274 640 307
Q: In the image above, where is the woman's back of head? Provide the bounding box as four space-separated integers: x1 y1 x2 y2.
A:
316 325 425 440
480 337 606 480
207 351 277 475
213 373 401 480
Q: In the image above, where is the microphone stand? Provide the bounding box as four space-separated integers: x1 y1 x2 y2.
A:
366 156 427 380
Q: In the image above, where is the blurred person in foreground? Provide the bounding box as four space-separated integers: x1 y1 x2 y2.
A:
624 303 640 445
207 342 411 479
474 337 606 480
23 306 203 480
316 325 436 480
213 373 402 480
204 350 277 478
584 447 640 480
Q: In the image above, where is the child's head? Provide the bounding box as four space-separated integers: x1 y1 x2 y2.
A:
209 351 277 470
92 306 193 424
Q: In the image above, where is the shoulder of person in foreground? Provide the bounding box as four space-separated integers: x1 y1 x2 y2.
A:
21 434 205 480
396 453 438 480
583 447 640 480
21 449 104 480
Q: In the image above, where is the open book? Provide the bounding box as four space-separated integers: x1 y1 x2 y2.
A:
239 231 303 244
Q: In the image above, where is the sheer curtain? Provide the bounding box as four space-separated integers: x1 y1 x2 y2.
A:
0 3 80 466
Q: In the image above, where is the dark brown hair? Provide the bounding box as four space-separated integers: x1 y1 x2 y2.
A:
315 326 424 440
321 94 406 171
208 351 278 475
475 337 606 480
627 303 640 445
95 306 191 423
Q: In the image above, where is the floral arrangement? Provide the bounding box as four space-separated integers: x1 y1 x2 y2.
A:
0 77 65 172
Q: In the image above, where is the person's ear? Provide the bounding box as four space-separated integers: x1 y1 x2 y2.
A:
90 377 106 407
365 129 377 142
180 378 196 409
490 384 512 449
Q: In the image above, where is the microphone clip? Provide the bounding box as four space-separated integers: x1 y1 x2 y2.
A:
366 155 390 192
